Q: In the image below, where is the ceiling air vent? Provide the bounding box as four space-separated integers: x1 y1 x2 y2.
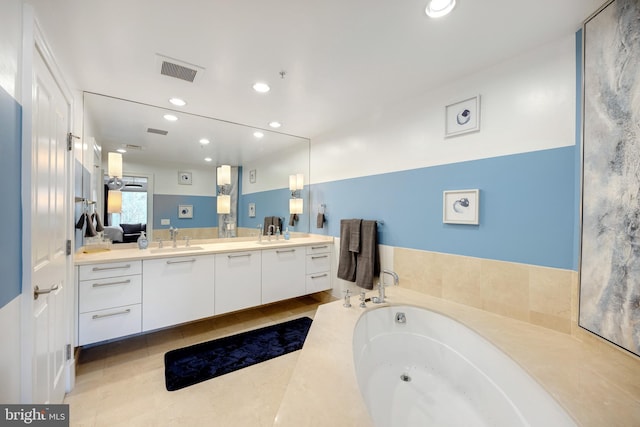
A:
156 54 204 83
147 128 168 136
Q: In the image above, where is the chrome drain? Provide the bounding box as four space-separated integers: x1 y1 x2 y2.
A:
400 373 411 382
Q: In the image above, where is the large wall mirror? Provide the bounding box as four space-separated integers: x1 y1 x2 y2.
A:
79 92 310 244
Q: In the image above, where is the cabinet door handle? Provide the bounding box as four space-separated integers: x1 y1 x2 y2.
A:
166 258 196 264
92 264 131 271
228 253 251 259
92 279 131 288
276 249 296 254
92 308 131 319
311 273 328 279
311 255 329 260
311 245 329 250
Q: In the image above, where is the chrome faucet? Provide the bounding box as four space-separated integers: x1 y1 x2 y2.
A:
169 226 179 247
267 224 275 241
256 224 263 242
372 269 399 304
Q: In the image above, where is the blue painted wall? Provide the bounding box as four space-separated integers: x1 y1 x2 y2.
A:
573 29 583 271
238 187 310 233
0 86 22 309
153 194 217 229
310 147 576 270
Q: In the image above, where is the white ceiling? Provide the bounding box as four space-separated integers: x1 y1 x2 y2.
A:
27 0 603 162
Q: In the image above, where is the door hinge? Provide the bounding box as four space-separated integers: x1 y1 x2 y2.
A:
66 239 72 256
67 132 80 151
66 344 72 361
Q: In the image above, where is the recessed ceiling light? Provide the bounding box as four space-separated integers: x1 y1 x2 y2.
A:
204 157 212 162
199 138 210 145
253 131 264 139
269 121 281 128
168 97 187 107
253 82 270 93
164 114 178 122
425 0 456 18
116 148 127 153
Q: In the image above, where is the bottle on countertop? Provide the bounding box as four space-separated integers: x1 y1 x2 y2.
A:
284 227 290 240
137 231 149 249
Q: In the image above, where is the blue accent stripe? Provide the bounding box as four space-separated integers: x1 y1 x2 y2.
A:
573 29 583 271
153 194 217 229
238 187 310 233
0 87 22 308
311 147 576 269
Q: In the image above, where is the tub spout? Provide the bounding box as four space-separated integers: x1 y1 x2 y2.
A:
373 269 399 304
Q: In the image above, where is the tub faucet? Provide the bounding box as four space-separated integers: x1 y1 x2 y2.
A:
373 269 399 304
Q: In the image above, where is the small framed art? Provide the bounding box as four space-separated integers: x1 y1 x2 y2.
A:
178 171 192 185
443 189 480 225
445 95 480 138
178 205 193 219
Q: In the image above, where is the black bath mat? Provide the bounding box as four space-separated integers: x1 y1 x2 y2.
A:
164 317 313 391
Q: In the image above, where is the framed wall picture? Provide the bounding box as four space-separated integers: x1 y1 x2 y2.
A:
443 189 480 225
178 204 193 219
445 95 481 137
178 171 192 185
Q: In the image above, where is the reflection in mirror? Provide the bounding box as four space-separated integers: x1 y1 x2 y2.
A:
81 92 310 244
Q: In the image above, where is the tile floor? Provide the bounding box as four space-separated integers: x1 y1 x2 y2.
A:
65 295 326 427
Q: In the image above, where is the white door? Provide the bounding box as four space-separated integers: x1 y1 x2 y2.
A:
29 44 71 404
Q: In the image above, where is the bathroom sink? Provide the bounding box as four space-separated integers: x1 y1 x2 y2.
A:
149 246 204 254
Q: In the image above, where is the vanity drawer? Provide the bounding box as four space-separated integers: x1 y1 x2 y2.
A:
79 275 142 313
306 244 331 255
306 272 331 293
306 253 331 274
79 261 142 281
78 304 142 346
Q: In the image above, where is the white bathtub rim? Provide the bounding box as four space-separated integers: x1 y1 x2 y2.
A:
352 303 577 426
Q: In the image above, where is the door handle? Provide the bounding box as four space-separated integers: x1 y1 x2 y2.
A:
34 284 59 300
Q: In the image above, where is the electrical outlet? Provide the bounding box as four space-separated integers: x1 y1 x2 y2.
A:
248 203 256 218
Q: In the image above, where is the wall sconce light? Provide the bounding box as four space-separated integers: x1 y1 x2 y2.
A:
107 152 124 190
107 190 122 213
216 165 232 214
289 173 304 214
289 198 303 215
217 165 231 186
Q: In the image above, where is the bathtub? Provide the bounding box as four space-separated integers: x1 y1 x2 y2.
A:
352 305 577 427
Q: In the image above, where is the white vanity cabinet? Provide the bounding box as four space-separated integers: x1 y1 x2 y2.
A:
261 246 306 304
214 251 261 315
77 261 142 345
142 254 215 332
305 244 332 293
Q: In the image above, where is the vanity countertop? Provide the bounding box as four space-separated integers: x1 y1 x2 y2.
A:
274 286 640 427
74 235 334 265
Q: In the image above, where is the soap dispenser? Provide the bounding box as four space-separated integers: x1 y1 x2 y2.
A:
284 227 290 240
137 231 149 249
